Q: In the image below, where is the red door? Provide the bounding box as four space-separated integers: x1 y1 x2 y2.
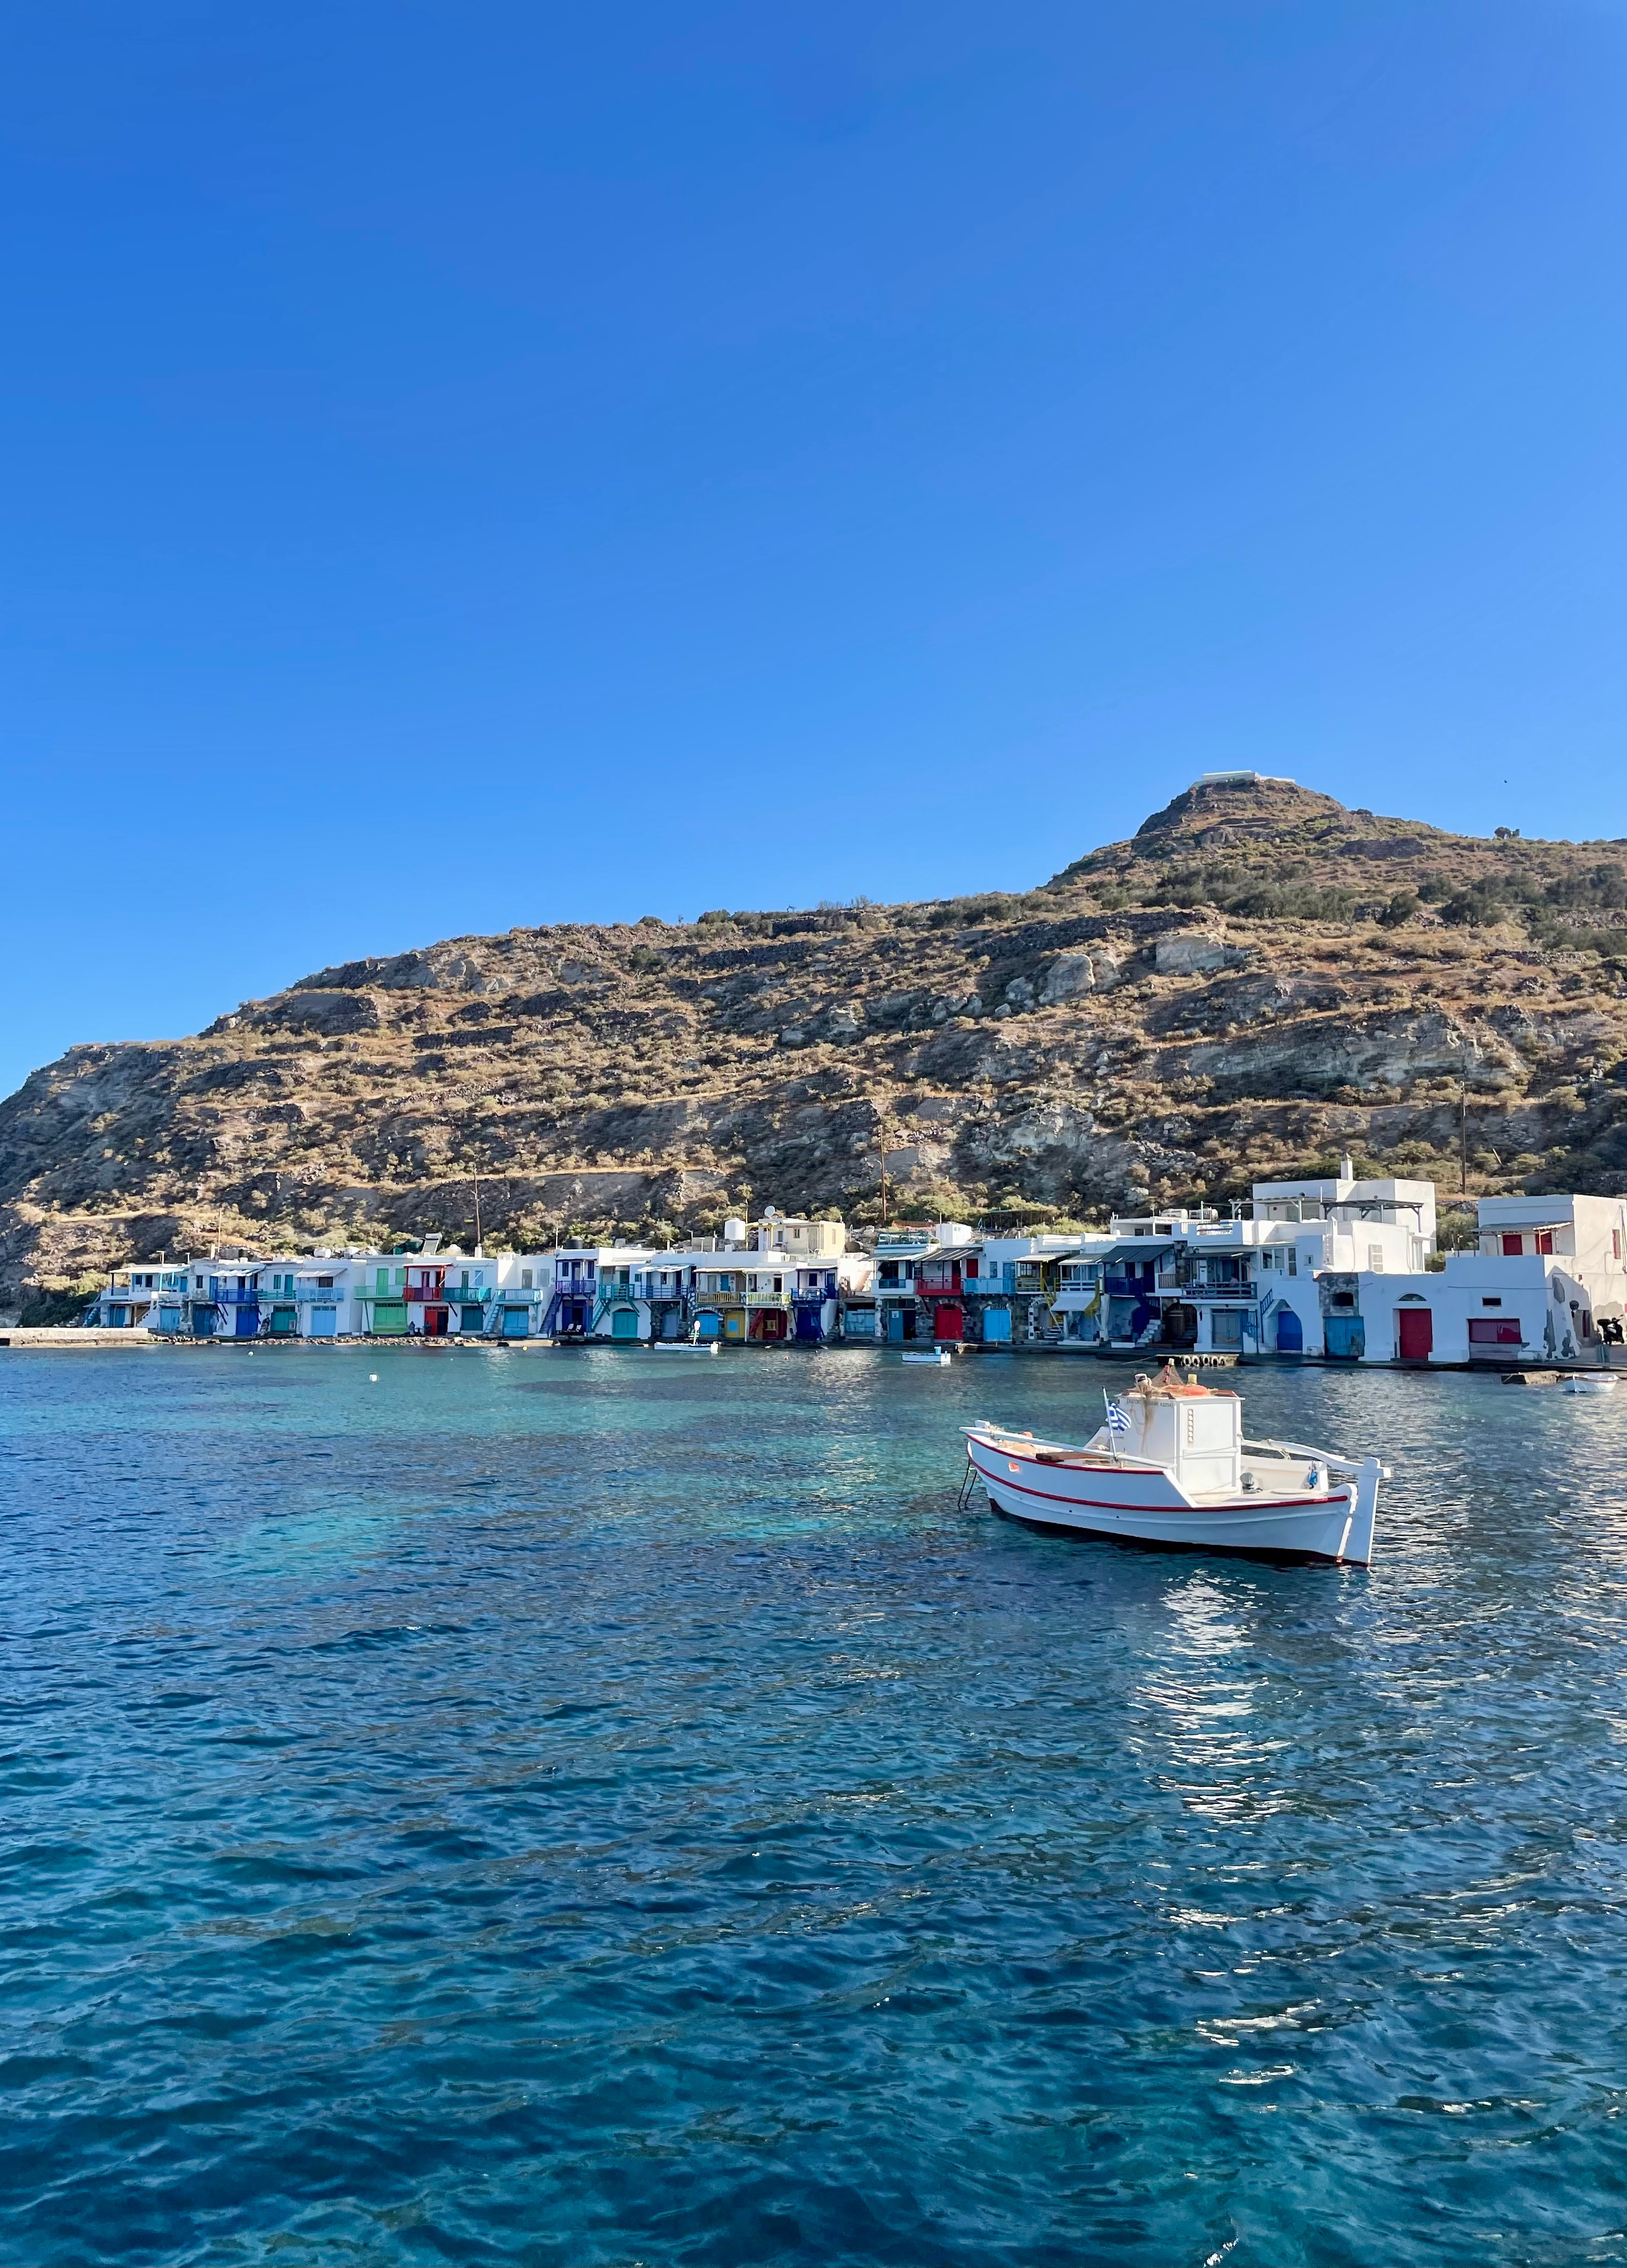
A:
424 1305 449 1336
933 1303 964 1342
1397 1308 1433 1361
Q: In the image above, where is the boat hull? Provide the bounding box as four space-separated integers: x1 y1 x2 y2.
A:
966 1432 1373 1565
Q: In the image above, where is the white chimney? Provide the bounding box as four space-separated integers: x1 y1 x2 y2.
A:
1340 1154 1354 1182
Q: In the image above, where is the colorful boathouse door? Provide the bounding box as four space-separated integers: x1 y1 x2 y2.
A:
1397 1307 1433 1361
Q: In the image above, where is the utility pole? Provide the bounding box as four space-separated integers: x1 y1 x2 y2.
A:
1459 1080 1469 1198
472 1163 483 1256
878 1109 888 1227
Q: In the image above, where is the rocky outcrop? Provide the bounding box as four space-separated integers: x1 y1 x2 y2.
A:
6 775 1627 1296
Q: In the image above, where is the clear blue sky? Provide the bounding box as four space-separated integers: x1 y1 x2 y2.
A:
4 1 1625 1098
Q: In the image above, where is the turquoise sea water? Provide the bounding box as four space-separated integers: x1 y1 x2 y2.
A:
4 1345 1627 2266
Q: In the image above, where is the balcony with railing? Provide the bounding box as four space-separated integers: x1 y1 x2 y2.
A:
1158 1256 1254 1298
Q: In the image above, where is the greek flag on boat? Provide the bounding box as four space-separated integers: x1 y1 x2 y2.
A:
1104 1397 1131 1436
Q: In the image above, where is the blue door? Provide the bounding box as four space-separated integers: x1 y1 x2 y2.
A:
1274 1308 1303 1353
1324 1315 1364 1360
234 1305 260 1338
983 1308 1011 1343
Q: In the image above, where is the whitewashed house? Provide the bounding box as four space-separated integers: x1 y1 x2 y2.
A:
85 1264 193 1331
538 1245 663 1340
1044 1169 1435 1358
1328 1192 1627 1365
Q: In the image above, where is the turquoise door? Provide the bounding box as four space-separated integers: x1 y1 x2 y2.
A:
611 1307 638 1340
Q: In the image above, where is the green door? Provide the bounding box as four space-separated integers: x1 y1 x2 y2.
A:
611 1307 638 1340
371 1300 409 1336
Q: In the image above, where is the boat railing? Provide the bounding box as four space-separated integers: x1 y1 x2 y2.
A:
1242 1435 1363 1474
964 1424 1170 1472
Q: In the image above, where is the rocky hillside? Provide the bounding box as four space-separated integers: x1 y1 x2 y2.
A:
8 774 1627 1302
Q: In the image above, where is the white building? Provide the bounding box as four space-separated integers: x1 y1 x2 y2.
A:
86 1264 195 1331
1043 1171 1435 1357
540 1245 664 1340
1327 1193 1627 1365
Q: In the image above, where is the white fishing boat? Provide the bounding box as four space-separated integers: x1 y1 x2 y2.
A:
655 1340 719 1355
962 1367 1386 1566
1563 1371 1618 1394
902 1347 953 1366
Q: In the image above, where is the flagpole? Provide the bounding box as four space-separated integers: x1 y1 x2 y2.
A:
1103 1389 1122 1463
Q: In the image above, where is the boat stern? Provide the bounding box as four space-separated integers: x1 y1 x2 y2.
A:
1340 1456 1386 1567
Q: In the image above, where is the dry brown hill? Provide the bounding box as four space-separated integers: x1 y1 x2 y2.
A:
8 773 1627 1311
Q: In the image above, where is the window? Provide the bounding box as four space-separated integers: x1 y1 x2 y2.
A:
1368 1245 1384 1273
1288 1249 1297 1277
1469 1318 1522 1345
1538 1231 1554 1255
1482 1296 1502 1308
521 1269 533 1289
1502 1233 1523 1256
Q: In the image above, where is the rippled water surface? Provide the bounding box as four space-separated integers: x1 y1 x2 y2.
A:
5 1345 1627 2265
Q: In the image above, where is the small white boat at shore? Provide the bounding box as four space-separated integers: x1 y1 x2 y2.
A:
1564 1371 1618 1394
963 1367 1387 1566
903 1348 953 1366
655 1341 719 1355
